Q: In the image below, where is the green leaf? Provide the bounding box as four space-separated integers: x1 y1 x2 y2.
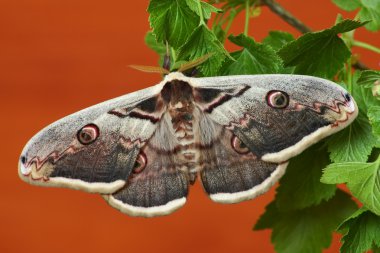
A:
212 23 226 43
148 0 199 49
327 109 377 162
338 207 366 231
144 31 169 67
321 157 380 215
359 0 380 31
263 31 295 51
177 24 229 76
217 0 246 8
278 19 367 79
332 0 361 11
335 13 345 25
360 86 380 112
262 31 295 73
368 106 380 140
357 70 380 99
353 79 380 114
145 31 166 55
332 19 369 33
254 190 357 253
276 144 336 211
185 0 222 20
221 34 281 75
338 208 380 253
361 0 379 8
170 60 188 71
357 70 380 88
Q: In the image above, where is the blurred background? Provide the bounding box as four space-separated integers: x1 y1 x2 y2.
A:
0 0 379 252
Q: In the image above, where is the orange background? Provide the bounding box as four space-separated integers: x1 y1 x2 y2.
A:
1 1 379 253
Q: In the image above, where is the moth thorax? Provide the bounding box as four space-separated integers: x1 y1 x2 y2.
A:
161 80 199 164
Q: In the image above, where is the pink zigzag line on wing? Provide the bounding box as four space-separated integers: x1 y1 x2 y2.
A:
293 95 354 127
225 112 276 131
23 137 144 176
224 95 352 130
24 145 81 173
118 136 145 149
293 97 346 114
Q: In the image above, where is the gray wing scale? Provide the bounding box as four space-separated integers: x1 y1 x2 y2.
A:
232 107 331 158
49 136 139 183
19 85 162 194
193 74 357 202
199 126 286 203
193 74 357 163
104 119 191 217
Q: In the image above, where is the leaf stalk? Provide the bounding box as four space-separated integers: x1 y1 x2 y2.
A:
353 40 380 54
244 0 250 36
197 0 205 25
347 58 353 94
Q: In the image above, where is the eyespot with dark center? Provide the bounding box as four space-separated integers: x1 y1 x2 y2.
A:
20 155 27 164
77 124 100 145
266 90 289 109
344 92 351 102
133 153 147 174
231 136 250 154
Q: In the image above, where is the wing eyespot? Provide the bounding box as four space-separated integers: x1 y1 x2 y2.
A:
132 153 147 174
344 92 351 102
77 124 99 145
266 90 289 109
20 155 27 164
231 136 250 154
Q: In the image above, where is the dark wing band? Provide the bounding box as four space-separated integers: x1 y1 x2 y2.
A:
104 134 190 217
199 126 287 203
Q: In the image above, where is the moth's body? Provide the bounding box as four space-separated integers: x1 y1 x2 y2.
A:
163 81 200 174
19 72 358 217
143 80 202 183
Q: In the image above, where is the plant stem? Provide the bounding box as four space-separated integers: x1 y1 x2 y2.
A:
347 58 353 94
260 0 311 33
197 0 205 25
215 6 244 42
259 0 369 70
244 0 250 36
353 40 380 54
171 47 177 63
212 11 225 29
222 12 236 42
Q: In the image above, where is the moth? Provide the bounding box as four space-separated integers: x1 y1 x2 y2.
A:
19 72 358 217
